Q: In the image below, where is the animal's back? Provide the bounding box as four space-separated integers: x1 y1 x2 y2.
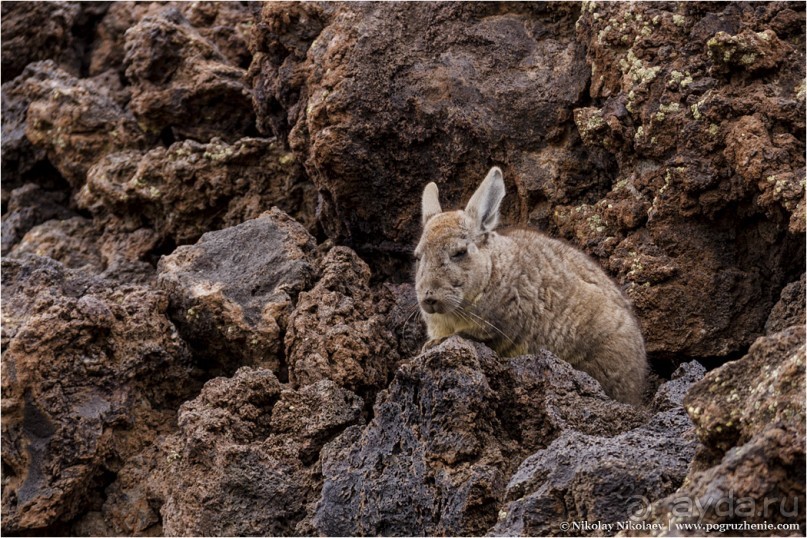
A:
486 228 647 404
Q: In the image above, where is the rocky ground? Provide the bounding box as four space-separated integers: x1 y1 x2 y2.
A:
1 2 804 536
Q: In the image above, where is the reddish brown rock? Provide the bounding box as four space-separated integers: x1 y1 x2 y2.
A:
90 2 258 77
765 273 806 335
249 3 600 262
78 137 316 245
567 2 805 362
249 1 805 369
0 3 803 536
2 65 49 190
284 246 402 395
155 366 362 536
157 209 316 376
0 255 195 535
123 8 256 143
9 217 158 285
1 2 83 81
20 61 150 188
631 327 805 535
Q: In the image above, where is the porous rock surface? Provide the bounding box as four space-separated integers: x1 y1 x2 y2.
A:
1 2 90 81
492 361 705 537
78 136 316 244
123 7 257 143
1 2 804 537
627 326 805 536
157 209 316 376
310 338 693 536
253 1 804 364
155 367 363 536
1 255 195 535
284 246 404 395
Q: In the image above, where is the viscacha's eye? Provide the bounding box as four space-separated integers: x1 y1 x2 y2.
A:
450 247 467 261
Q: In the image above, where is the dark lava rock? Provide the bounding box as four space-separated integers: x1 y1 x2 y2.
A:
1 3 803 536
123 7 256 143
1 184 75 255
157 209 316 376
249 3 599 264
765 273 806 335
18 61 150 188
155 366 363 536
8 217 159 285
311 338 651 536
568 2 805 362
1 2 83 81
0 255 194 535
285 246 402 395
248 1 805 372
90 2 258 78
77 136 317 245
630 327 805 535
492 361 705 536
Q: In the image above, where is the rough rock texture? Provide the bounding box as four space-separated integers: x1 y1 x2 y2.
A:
89 2 258 78
251 1 805 367
0 255 195 535
78 136 316 244
250 2 600 262
22 62 150 188
311 338 667 536
765 273 806 335
2 2 805 536
492 361 705 536
569 2 805 362
157 209 316 376
1 2 86 81
155 367 363 537
8 217 158 285
2 60 146 194
123 8 256 143
631 327 805 535
1 184 75 255
285 246 402 395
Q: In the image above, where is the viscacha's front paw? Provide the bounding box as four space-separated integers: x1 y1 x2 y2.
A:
420 336 450 353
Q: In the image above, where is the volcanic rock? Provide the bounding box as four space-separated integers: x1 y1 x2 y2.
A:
156 367 363 536
285 246 402 395
123 8 256 143
0 255 194 535
311 338 657 536
492 361 705 536
157 209 316 376
78 136 316 245
19 61 150 188
630 327 805 535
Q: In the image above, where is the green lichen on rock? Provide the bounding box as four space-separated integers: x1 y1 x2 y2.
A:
619 49 661 85
667 70 693 89
202 143 236 162
707 29 787 72
654 102 680 122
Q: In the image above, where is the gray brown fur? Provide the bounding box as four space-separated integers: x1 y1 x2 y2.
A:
415 167 647 404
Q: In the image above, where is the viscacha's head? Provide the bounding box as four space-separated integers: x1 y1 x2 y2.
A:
414 167 505 315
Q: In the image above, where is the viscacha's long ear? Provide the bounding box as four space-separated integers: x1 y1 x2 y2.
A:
465 167 505 233
422 182 442 225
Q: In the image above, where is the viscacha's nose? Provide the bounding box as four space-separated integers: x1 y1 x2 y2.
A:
422 297 438 309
